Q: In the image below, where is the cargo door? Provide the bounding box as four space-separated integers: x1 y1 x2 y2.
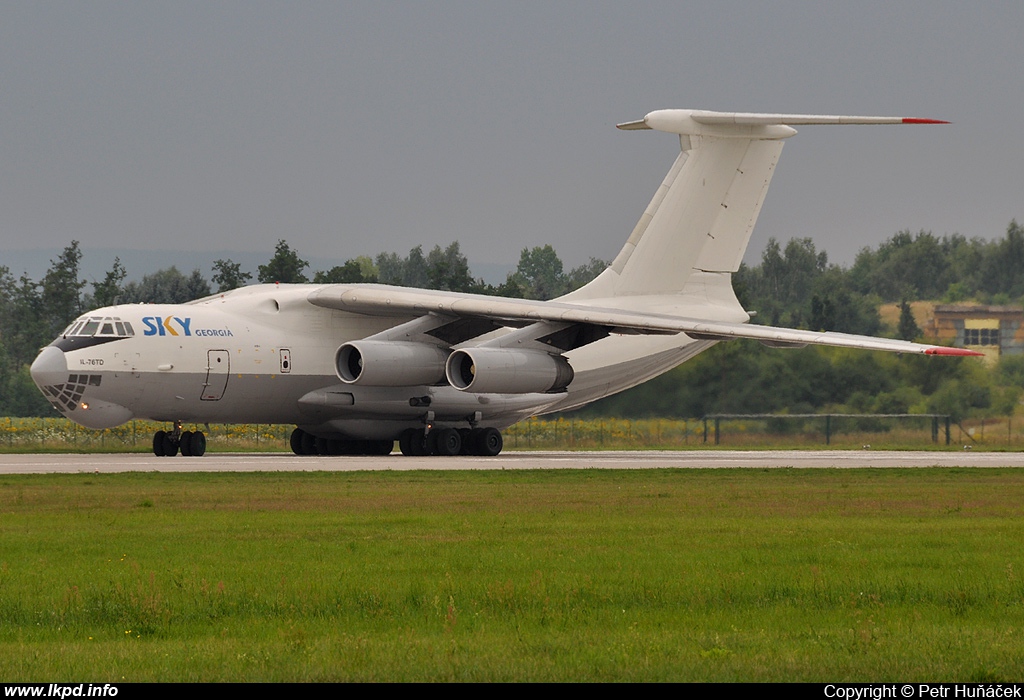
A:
201 350 230 401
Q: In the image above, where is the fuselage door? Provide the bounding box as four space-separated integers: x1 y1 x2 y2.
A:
201 350 230 401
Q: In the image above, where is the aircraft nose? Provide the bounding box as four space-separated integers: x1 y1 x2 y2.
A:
30 346 68 388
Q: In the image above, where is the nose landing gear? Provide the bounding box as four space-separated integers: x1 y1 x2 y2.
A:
152 421 207 457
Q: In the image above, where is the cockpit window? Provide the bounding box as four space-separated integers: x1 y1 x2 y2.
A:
66 316 135 339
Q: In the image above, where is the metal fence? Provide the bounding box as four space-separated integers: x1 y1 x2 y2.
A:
701 413 953 446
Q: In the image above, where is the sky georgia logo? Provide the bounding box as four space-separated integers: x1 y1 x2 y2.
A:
141 316 233 337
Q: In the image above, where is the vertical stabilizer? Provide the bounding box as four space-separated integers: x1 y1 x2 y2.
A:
566 109 946 303
609 133 784 296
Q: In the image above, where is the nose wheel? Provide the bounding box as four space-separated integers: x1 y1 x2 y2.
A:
152 422 207 457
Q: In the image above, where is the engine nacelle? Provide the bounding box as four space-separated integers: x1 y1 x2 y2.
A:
446 348 574 394
336 341 449 386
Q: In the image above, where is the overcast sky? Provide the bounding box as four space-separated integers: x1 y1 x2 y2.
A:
1 1 1021 276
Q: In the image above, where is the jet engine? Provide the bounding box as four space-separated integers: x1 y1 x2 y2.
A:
445 348 574 394
336 340 449 386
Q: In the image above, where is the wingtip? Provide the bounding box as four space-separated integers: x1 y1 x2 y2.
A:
925 346 984 356
902 118 950 125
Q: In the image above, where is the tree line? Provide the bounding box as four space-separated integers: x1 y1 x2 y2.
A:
2 220 1022 419
734 220 1024 338
586 221 1024 422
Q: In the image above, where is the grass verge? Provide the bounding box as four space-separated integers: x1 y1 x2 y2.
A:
1 468 1022 681
0 415 1014 452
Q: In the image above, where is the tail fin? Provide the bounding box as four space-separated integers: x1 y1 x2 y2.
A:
566 109 946 302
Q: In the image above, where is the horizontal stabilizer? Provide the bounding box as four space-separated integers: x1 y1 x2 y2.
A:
689 111 948 126
617 109 948 137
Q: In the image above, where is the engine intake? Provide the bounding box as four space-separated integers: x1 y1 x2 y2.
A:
336 341 449 386
446 348 574 394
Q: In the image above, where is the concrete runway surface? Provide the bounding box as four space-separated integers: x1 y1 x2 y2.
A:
3 450 1024 474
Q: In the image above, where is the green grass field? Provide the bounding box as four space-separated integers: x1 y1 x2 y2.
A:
1 468 1023 681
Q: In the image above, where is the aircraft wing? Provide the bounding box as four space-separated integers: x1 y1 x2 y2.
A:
307 285 980 357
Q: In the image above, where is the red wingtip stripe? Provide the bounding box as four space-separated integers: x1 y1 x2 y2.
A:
925 347 984 356
902 118 950 124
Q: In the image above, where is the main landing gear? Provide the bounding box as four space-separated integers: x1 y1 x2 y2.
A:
287 426 504 457
289 428 394 456
152 421 207 457
398 427 502 457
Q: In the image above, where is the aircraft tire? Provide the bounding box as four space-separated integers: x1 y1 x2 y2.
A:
180 431 194 457
300 431 317 456
424 430 441 455
434 428 461 457
413 430 430 456
473 428 503 456
153 430 167 457
399 430 417 456
161 432 179 457
400 429 429 456
290 428 305 455
366 439 394 456
458 429 473 455
190 431 207 457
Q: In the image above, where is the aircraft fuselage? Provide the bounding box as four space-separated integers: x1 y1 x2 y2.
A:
30 284 706 442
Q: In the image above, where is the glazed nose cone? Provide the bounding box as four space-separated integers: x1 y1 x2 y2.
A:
30 346 67 388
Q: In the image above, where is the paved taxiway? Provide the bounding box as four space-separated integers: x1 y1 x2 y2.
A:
3 450 1024 474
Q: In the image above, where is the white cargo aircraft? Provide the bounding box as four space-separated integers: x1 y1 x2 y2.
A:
30 109 978 457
